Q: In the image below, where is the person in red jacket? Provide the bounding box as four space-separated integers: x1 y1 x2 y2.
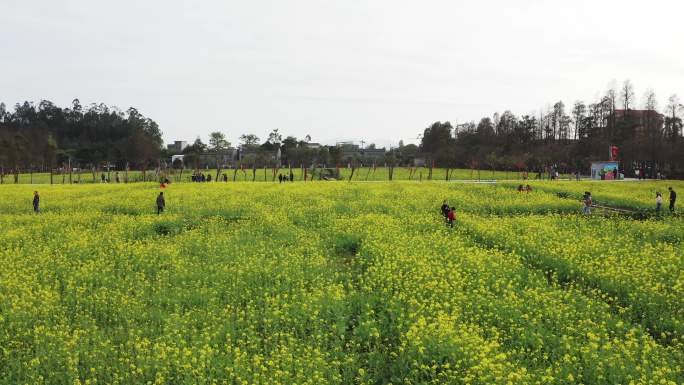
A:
447 207 456 228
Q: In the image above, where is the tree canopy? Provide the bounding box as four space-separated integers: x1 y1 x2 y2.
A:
0 99 162 171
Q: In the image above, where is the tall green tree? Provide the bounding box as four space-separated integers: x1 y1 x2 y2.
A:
209 131 230 180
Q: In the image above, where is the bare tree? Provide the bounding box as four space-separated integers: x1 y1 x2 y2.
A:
664 94 683 140
572 101 586 140
642 89 660 169
604 80 618 137
642 89 658 111
209 131 230 181
552 101 565 140
620 79 635 111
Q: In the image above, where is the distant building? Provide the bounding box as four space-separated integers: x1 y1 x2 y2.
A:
237 146 281 166
339 143 360 163
199 148 238 168
337 142 387 165
360 148 386 160
336 141 357 148
168 148 237 169
171 154 184 166
167 141 188 154
304 142 321 150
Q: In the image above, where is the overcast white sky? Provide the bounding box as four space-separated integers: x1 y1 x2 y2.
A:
2 0 683 147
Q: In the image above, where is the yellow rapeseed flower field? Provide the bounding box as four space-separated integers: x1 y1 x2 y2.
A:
0 180 682 384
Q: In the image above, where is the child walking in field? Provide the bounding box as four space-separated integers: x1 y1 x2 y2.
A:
156 192 165 215
656 192 662 215
447 207 456 228
582 192 592 215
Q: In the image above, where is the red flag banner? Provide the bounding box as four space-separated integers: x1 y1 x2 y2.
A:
610 146 619 161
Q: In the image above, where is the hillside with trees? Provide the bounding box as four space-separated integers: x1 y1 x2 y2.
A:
421 80 684 178
0 99 163 176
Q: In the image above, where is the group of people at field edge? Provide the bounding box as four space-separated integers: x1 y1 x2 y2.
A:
191 172 212 182
278 172 295 183
440 200 456 228
100 171 121 183
192 172 236 182
655 187 677 215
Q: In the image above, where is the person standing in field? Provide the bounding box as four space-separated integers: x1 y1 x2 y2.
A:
447 207 456 228
669 187 677 213
440 200 450 219
278 174 283 183
32 191 40 213
156 192 165 215
656 192 662 215
582 192 592 215
290 170 294 182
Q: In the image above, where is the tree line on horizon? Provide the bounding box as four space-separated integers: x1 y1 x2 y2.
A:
0 99 162 180
423 80 684 177
1 79 683 179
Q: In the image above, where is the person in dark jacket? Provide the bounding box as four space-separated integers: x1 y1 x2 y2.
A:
33 191 40 213
290 170 294 182
669 187 677 213
278 174 283 183
156 192 165 215
440 200 450 219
